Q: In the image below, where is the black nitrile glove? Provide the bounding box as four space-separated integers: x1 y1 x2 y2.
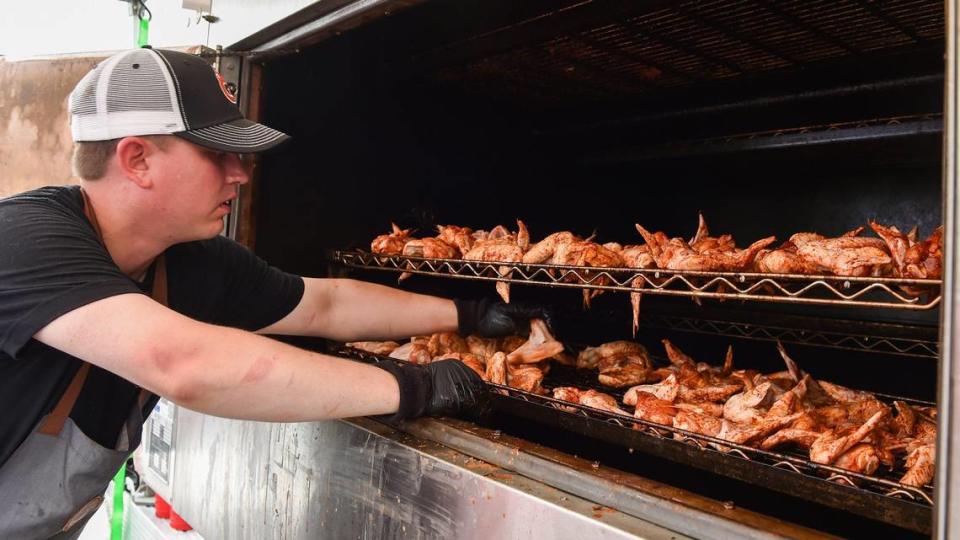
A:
454 298 556 338
375 359 486 422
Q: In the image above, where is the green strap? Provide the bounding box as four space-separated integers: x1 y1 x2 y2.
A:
110 464 125 540
137 17 150 48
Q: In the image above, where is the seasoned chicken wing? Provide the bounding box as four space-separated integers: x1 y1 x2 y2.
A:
506 319 564 364
598 356 656 388
371 223 412 255
577 341 649 370
789 232 891 277
632 392 678 426
900 444 935 487
346 341 401 356
485 351 508 386
579 389 630 416
636 223 775 272
463 220 529 302
810 409 888 465
673 410 723 438
436 225 475 256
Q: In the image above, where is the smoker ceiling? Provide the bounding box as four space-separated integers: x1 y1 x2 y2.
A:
408 0 945 106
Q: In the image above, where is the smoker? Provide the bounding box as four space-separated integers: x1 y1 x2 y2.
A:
135 0 960 538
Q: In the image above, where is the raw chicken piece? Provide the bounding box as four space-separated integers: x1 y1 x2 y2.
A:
522 231 580 264
598 356 656 388
371 223 412 255
434 352 486 378
579 389 630 416
689 214 736 254
789 232 891 277
673 410 723 438
485 352 508 385
674 401 724 418
810 409 888 465
754 242 826 274
723 382 782 424
760 428 822 451
466 336 500 361
624 374 680 405
716 413 801 447
436 225 475 256
577 341 649 370
427 332 469 356
398 237 459 281
401 237 458 259
900 444 935 487
636 223 775 272
463 220 529 302
679 383 744 404
389 341 432 364
507 363 547 394
870 221 943 295
619 243 655 335
552 386 582 403
632 392 678 425
346 341 400 355
506 319 564 364
551 387 582 413
890 401 917 439
818 381 875 404
833 443 881 475
551 239 625 308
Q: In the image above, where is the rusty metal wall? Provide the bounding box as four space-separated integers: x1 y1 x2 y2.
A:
0 55 105 197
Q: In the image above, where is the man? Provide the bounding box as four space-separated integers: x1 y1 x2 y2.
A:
0 48 549 539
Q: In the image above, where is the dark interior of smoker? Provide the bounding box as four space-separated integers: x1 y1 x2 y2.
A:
250 1 945 536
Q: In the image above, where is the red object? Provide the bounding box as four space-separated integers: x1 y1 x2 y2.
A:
169 509 193 532
154 495 171 519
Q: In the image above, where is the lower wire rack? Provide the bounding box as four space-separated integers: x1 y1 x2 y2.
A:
334 345 934 533
330 250 942 310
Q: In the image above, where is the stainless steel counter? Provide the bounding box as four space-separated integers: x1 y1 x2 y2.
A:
141 401 830 539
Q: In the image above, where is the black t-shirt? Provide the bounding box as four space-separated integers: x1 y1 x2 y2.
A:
0 186 305 467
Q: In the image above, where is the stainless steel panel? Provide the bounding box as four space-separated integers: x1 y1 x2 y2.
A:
938 1 959 537
161 410 685 539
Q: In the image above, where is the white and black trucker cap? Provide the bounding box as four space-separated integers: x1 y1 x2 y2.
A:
69 48 289 153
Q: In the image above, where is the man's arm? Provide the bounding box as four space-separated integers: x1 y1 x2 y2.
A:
257 278 459 341
34 294 402 421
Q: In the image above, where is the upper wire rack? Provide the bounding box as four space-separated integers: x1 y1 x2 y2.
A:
331 250 942 310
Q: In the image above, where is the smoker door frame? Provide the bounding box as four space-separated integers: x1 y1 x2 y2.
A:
224 0 960 535
938 0 960 537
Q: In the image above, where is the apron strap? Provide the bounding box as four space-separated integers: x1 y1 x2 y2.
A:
38 363 92 436
39 188 164 437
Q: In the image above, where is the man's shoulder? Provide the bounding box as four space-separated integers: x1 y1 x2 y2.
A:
167 235 256 270
0 185 82 214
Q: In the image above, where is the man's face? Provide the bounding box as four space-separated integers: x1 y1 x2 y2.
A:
151 137 250 242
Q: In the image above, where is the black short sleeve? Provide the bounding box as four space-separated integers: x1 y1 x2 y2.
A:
164 236 304 331
0 187 144 359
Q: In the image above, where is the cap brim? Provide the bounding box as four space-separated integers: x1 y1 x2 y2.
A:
176 118 290 153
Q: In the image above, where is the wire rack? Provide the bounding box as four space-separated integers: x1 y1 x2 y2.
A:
335 345 934 532
588 113 943 162
330 250 942 310
640 313 939 359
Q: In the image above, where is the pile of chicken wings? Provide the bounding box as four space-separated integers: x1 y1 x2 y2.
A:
371 217 943 334
349 329 936 488
559 338 936 488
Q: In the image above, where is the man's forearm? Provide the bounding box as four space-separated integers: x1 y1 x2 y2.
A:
174 323 401 421
311 278 458 341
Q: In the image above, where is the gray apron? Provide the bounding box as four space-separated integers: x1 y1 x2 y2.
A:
0 189 167 539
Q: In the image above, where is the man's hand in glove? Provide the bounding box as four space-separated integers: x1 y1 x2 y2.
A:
454 298 555 338
376 359 487 422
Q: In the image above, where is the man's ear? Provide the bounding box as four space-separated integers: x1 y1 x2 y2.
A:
115 137 158 188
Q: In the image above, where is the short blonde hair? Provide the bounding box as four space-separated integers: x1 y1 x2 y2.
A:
71 136 170 181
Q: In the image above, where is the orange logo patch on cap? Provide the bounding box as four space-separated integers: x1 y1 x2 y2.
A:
214 70 237 104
